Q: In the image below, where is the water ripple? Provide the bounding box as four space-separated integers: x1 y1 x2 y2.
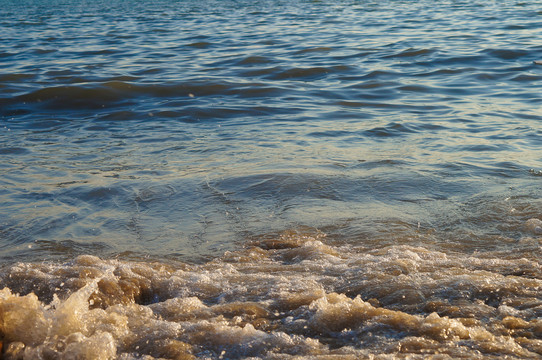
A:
1 0 542 265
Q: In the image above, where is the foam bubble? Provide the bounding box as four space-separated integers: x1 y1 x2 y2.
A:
0 231 541 358
524 218 542 235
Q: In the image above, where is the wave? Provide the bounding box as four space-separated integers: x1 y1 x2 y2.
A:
0 80 290 117
1 230 541 359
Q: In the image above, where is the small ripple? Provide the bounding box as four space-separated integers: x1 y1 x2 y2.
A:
0 147 31 155
270 65 354 80
397 84 432 93
294 46 333 55
24 119 65 130
336 100 443 112
136 184 177 203
455 144 515 152
96 111 141 121
0 51 17 58
231 85 286 98
510 74 542 82
362 122 418 138
151 110 185 118
132 68 165 75
109 76 140 82
76 48 124 56
34 239 112 256
174 105 273 121
236 55 273 65
44 69 76 76
32 48 58 55
473 72 505 81
416 122 450 131
347 80 400 90
242 66 283 77
383 47 437 59
352 159 409 170
483 48 529 60
510 112 542 121
0 73 37 82
14 85 131 110
411 68 478 78
186 41 212 48
308 130 353 138
359 70 400 80
425 55 484 66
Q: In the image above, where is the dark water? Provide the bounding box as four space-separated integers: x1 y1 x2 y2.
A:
1 0 542 358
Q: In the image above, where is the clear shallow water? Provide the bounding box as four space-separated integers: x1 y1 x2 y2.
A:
1 0 542 358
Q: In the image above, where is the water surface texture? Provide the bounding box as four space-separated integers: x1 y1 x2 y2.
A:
1 0 542 358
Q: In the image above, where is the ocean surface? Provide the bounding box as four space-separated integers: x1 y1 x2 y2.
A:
1 0 542 358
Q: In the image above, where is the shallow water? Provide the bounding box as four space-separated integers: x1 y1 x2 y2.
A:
1 0 542 358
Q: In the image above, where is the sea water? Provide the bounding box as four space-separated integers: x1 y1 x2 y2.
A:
0 0 541 358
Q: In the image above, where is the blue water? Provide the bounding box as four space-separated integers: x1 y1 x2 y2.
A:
2 0 542 262
1 1 542 358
